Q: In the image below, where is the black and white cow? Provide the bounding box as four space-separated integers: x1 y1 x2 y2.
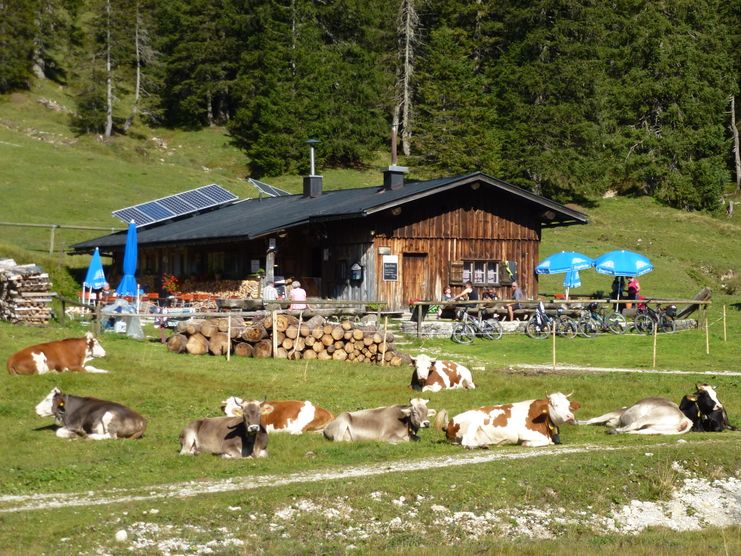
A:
679 384 735 432
35 387 147 439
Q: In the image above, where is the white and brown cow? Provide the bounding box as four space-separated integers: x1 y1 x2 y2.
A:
323 398 436 443
180 399 268 458
438 392 580 448
410 354 475 392
35 387 147 440
221 396 334 434
7 332 109 375
577 397 692 435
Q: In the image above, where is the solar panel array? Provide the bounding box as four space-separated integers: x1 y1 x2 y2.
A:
248 178 291 197
112 184 238 226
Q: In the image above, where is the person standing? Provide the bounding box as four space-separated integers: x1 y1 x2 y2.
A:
289 280 311 310
627 276 641 310
506 281 524 321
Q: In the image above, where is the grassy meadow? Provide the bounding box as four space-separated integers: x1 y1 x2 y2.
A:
1 82 740 553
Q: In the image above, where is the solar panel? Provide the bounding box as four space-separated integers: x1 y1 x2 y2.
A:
248 178 291 197
113 184 238 227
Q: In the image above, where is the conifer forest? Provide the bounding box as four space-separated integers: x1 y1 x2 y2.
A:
2 0 739 210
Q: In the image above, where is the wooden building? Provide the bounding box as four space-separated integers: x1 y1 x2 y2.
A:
74 170 588 310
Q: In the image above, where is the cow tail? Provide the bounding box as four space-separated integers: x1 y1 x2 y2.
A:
434 409 449 433
7 358 17 375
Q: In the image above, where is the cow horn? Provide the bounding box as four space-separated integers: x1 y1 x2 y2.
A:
566 391 574 398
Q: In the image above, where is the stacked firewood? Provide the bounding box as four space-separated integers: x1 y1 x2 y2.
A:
166 314 404 366
179 279 260 298
0 259 53 325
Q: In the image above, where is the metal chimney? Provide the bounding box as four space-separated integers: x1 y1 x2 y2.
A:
303 138 323 198
384 125 408 191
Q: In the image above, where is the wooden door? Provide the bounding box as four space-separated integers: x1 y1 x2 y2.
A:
403 252 429 303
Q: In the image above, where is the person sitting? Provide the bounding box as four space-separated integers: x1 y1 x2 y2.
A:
438 286 454 319
262 280 279 301
289 281 311 311
506 281 524 321
452 281 478 319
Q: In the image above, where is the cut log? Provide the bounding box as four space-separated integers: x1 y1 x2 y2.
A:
288 351 302 360
332 349 348 361
304 335 316 347
285 325 299 339
166 333 188 353
276 347 288 359
321 334 334 346
341 320 353 330
186 333 209 355
331 326 344 340
234 342 254 357
352 328 364 341
282 337 294 350
317 351 332 360
209 332 231 356
292 337 305 352
305 315 325 329
254 339 273 358
298 324 311 337
200 320 220 338
242 323 267 342
311 327 324 339
312 341 325 353
185 320 204 335
303 349 317 360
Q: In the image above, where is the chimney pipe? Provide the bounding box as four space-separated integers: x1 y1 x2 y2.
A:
391 124 398 166
384 126 407 190
303 139 322 198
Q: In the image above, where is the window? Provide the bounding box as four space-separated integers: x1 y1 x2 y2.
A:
450 260 502 286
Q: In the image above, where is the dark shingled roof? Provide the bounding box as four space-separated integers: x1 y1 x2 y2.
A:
72 172 588 252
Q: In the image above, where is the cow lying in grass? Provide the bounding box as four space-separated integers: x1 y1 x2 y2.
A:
35 387 146 440
577 397 692 435
437 392 579 448
410 354 476 392
8 332 110 375
180 399 268 458
679 384 735 432
221 396 334 434
323 398 436 443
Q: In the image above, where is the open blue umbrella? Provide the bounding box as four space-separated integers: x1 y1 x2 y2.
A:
82 247 106 304
116 220 138 297
536 251 593 274
536 251 593 299
594 250 653 277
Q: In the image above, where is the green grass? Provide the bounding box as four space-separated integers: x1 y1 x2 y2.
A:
0 320 739 553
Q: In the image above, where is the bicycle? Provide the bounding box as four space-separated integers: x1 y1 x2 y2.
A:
577 302 627 336
525 302 578 340
451 309 503 344
633 303 676 334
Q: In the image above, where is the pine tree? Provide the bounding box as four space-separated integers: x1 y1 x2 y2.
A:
0 0 35 92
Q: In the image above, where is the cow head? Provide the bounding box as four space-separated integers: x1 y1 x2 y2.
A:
240 400 263 433
35 387 62 417
221 396 244 417
402 398 437 434
695 384 722 412
85 332 106 358
546 392 579 425
410 354 434 381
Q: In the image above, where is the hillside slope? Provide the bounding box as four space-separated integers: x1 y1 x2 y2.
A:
1 85 739 302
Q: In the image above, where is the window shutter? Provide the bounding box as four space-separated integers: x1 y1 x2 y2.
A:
449 261 464 285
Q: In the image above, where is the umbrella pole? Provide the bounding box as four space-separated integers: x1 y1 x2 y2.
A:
565 287 570 301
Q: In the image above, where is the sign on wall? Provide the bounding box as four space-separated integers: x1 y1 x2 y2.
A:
382 255 398 281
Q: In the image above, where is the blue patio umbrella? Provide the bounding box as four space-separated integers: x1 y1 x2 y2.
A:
594 250 653 277
536 251 593 299
116 220 139 297
82 247 106 304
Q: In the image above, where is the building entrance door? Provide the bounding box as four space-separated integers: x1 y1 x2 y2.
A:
402 252 429 306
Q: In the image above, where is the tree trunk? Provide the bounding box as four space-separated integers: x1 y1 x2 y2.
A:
104 0 113 138
124 1 142 133
209 332 231 356
731 96 740 192
396 0 418 156
186 333 209 355
234 342 254 357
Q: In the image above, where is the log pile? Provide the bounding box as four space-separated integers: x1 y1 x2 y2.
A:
167 314 404 365
0 259 53 325
179 278 260 299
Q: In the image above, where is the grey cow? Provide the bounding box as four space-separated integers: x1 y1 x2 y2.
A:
35 387 147 439
323 398 436 443
577 397 693 435
179 399 268 458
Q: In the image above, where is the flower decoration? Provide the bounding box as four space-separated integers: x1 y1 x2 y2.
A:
162 273 180 295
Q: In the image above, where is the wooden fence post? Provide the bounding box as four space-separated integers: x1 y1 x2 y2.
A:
652 321 658 369
272 309 278 358
551 320 556 371
705 319 710 355
226 316 231 362
381 316 388 367
723 305 727 342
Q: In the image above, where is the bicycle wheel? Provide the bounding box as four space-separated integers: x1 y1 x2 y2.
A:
557 316 578 339
634 314 655 334
525 317 549 340
451 323 475 344
606 312 628 334
660 317 676 334
577 317 599 338
485 318 504 340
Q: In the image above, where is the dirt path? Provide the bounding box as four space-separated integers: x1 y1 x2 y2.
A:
512 364 741 376
0 439 734 514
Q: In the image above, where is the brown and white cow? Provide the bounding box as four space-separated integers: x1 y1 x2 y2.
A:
438 392 580 448
35 387 147 440
180 399 268 458
578 397 693 435
323 398 436 443
7 332 109 375
410 354 476 392
221 396 334 434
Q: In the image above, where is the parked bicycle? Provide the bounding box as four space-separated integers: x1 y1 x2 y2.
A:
451 309 504 344
576 302 628 337
633 303 677 334
525 302 578 340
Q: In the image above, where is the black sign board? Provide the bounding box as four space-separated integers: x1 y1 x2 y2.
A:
383 262 398 281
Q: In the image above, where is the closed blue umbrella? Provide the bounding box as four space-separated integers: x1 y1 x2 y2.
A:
83 247 106 289
116 220 138 297
594 250 653 277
